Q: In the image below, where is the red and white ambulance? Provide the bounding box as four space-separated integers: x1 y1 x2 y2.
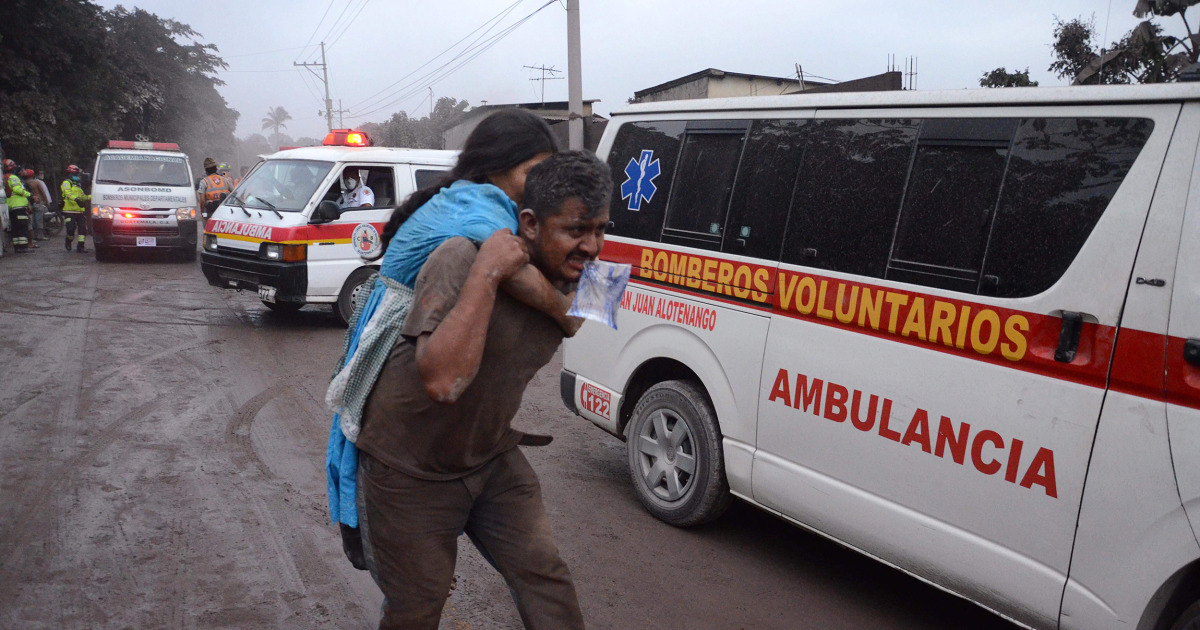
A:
199 130 455 324
562 83 1200 629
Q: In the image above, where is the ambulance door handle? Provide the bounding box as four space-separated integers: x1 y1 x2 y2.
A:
1184 339 1200 368
1055 311 1084 363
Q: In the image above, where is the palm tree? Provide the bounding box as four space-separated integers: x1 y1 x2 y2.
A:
261 106 292 149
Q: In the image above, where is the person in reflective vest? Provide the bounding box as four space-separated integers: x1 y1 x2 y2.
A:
3 158 32 252
61 164 90 252
197 157 233 217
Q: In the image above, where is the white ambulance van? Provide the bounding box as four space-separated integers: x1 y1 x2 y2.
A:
199 130 455 325
89 140 201 262
561 83 1200 630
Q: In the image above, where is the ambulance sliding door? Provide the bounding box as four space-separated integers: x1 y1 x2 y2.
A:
752 108 1170 629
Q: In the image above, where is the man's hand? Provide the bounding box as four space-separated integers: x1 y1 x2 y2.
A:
475 229 529 286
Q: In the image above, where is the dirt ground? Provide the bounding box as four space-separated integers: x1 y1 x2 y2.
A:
0 242 1018 629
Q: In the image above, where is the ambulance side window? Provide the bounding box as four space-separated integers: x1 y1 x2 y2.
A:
605 121 686 243
979 117 1154 297
661 121 748 251
415 169 445 190
781 119 919 277
886 118 1019 293
721 119 808 260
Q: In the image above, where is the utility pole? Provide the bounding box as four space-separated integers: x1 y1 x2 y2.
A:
332 99 351 128
566 0 583 150
295 42 333 132
524 64 563 105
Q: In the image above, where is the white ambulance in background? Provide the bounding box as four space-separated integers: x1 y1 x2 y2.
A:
562 84 1200 629
199 130 455 325
90 140 201 261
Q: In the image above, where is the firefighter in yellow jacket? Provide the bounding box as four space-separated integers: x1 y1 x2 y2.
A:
3 159 32 252
197 157 233 218
61 165 90 252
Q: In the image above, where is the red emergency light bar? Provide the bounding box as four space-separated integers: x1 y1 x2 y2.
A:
107 140 181 151
323 129 370 147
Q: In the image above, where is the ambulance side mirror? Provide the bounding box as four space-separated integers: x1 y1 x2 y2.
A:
313 200 341 224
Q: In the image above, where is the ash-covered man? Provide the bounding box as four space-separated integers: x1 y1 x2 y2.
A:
355 151 612 630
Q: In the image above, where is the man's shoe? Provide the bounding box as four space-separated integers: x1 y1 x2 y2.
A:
65 241 72 251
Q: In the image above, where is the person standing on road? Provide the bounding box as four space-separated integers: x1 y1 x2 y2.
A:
354 150 612 630
61 165 90 253
28 169 52 241
4 158 33 252
197 157 233 218
21 169 47 244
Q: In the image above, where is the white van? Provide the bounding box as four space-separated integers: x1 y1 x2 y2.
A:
90 140 201 261
199 132 455 324
562 83 1200 630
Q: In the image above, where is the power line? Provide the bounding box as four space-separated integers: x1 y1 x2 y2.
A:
316 0 358 57
296 0 338 63
346 0 526 112
326 0 371 52
349 0 554 120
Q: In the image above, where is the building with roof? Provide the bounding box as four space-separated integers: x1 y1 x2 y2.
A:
441 100 608 151
631 68 902 104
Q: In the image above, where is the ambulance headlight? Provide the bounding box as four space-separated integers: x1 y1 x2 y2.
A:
259 243 306 262
203 234 218 251
176 207 198 220
93 206 115 219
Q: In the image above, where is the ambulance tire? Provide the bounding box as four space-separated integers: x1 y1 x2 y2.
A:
95 246 116 262
1171 600 1200 630
179 247 196 263
626 380 731 527
334 267 376 328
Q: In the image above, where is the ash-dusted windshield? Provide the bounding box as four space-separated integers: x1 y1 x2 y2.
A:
233 159 333 212
96 154 191 187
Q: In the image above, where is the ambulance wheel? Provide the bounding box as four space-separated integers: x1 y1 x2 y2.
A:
1171 600 1200 630
262 300 302 314
626 380 731 527
95 246 116 262
334 267 377 327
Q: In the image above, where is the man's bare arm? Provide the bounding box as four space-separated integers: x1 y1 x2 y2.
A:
415 230 528 403
502 265 584 336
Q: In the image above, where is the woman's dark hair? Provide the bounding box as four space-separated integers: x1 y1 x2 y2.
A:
380 108 559 249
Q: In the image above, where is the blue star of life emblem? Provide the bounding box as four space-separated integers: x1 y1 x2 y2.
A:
620 149 661 211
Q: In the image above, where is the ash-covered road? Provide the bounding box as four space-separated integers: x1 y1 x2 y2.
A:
0 244 1017 629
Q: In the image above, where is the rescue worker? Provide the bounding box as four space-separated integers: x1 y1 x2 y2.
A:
234 165 249 189
61 165 90 252
197 157 233 218
337 169 374 209
4 158 32 252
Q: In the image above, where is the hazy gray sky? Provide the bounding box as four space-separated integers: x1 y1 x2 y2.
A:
97 1 1179 140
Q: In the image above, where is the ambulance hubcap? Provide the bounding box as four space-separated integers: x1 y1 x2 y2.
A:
349 279 370 311
636 409 696 502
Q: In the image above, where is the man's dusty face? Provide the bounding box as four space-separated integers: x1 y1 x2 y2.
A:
521 198 609 284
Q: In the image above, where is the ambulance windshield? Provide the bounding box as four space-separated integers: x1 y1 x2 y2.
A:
95 154 191 187
233 159 333 212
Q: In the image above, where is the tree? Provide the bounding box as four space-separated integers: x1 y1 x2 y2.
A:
261 106 292 149
980 67 1040 87
0 1 236 179
360 97 470 149
1050 2 1200 84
